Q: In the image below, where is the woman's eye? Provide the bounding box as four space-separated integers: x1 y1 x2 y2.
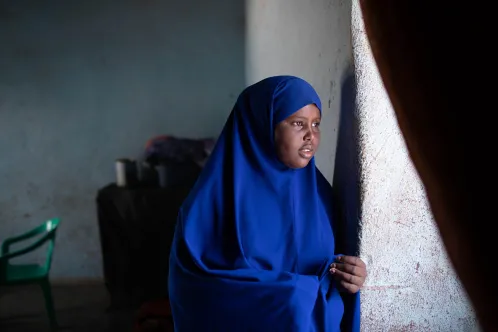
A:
292 121 304 127
313 122 321 127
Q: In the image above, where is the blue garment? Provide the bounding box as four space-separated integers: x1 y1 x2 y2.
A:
169 76 360 331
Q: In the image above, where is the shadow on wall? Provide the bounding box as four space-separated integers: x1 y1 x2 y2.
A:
0 0 246 278
332 65 361 257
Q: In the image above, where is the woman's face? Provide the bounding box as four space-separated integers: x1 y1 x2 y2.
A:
274 104 321 169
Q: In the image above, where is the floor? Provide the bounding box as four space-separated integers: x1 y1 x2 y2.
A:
0 283 135 332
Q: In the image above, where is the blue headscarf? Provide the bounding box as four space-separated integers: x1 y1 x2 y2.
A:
169 76 360 331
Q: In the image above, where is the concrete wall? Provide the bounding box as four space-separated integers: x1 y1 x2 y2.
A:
245 0 352 182
352 2 479 330
0 0 352 280
0 0 245 279
0 1 478 329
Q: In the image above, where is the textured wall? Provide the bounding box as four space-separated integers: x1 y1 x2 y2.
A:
352 2 480 330
0 0 245 279
1 2 478 328
245 0 352 182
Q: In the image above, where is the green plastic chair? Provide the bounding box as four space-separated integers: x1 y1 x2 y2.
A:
0 218 60 331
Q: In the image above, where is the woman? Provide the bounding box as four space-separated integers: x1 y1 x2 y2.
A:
168 76 367 331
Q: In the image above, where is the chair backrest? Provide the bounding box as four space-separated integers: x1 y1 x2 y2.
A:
0 218 61 273
41 218 60 271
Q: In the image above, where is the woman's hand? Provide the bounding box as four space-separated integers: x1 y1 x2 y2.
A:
329 255 367 294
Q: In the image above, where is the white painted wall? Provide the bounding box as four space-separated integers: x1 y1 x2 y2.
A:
246 0 352 182
352 2 479 330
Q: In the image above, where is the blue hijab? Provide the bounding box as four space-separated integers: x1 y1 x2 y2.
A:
168 76 360 331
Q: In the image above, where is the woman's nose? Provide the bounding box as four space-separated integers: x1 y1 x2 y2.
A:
304 129 314 141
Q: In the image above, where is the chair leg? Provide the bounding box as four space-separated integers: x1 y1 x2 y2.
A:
40 278 58 331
